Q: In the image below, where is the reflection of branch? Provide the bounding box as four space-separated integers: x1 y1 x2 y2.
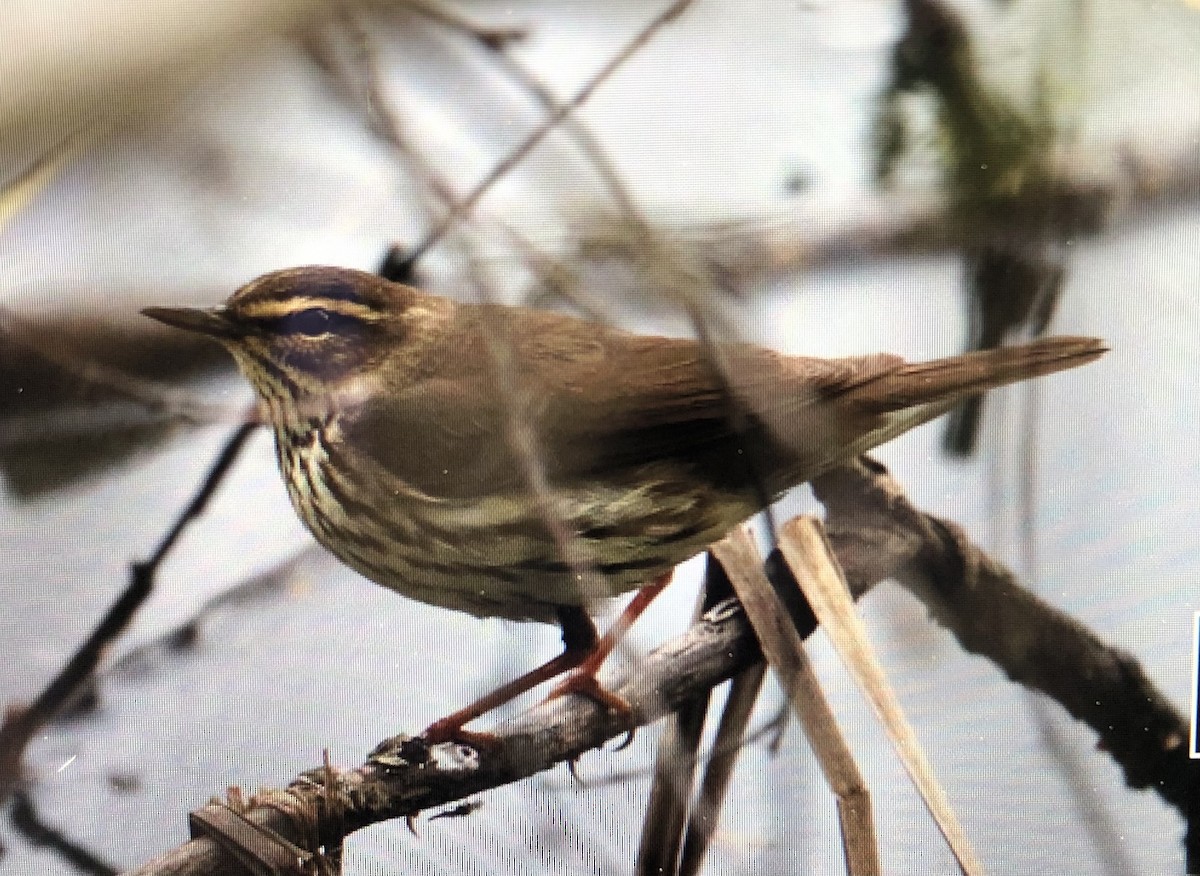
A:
3 551 321 876
661 125 1200 288
103 544 323 677
124 460 1188 875
10 791 118 876
0 307 237 430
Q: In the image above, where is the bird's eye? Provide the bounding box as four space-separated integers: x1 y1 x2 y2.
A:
254 306 365 342
279 308 336 337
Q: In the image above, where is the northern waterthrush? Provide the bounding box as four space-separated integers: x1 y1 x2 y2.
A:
143 266 1105 740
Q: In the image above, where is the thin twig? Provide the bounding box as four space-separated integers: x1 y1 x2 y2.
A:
405 0 643 221
334 5 458 222
0 420 260 804
459 256 654 655
330 5 560 290
396 0 696 273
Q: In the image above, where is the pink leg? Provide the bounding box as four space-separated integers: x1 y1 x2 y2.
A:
423 605 598 746
544 572 673 710
423 573 674 746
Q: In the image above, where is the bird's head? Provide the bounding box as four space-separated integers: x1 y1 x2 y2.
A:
143 266 450 405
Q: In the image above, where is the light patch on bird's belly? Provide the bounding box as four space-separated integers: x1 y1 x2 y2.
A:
409 479 756 605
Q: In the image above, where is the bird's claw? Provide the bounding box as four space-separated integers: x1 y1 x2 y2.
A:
545 670 638 748
421 720 500 752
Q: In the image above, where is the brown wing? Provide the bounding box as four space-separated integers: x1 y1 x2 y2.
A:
337 304 897 500
339 301 1104 501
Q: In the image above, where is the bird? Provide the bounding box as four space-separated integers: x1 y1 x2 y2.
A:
143 265 1105 743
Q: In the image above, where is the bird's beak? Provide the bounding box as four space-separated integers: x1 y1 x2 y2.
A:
141 305 246 340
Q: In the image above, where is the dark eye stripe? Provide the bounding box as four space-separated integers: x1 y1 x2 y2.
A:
260 307 364 337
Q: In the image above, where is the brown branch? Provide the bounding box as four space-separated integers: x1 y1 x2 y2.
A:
811 458 1192 815
120 459 1188 875
123 598 762 876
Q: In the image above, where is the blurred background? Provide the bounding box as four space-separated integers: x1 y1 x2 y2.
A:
1 0 1199 873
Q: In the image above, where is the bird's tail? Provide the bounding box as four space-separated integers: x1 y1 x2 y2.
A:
835 335 1106 458
853 336 1107 413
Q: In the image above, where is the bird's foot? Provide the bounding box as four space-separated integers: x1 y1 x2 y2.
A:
544 671 637 749
545 670 628 711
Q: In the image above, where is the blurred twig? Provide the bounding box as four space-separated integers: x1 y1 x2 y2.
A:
477 110 1200 291
405 0 643 222
332 4 460 231
0 305 247 495
389 0 696 276
879 0 1074 457
323 3 594 298
0 307 240 431
0 130 90 234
